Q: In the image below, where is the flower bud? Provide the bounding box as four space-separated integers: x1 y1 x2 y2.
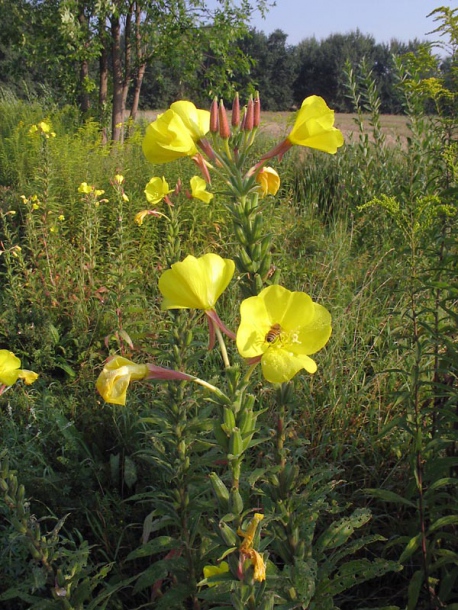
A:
210 97 219 133
219 100 231 139
244 97 254 131
253 92 261 128
209 472 230 504
232 92 240 127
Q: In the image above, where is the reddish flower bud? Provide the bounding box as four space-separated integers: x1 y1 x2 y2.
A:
210 97 219 133
253 92 261 128
244 97 254 131
219 100 231 139
232 92 240 127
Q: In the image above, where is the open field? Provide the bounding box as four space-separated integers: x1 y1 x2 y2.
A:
138 109 411 142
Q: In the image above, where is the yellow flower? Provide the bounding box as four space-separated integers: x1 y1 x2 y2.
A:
238 513 266 583
236 284 332 383
78 182 93 194
190 176 213 203
142 101 210 164
202 562 230 586
288 96 344 152
0 350 38 387
29 120 56 138
114 174 124 184
96 356 149 406
144 176 173 204
158 253 234 311
260 96 343 163
256 167 280 197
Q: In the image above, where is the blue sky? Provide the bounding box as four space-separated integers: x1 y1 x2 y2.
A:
248 0 455 47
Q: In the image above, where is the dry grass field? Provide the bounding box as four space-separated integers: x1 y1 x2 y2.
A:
139 109 410 144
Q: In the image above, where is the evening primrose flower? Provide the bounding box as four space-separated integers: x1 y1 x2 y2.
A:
29 120 56 138
0 350 38 388
96 356 193 405
142 101 210 165
256 166 280 197
159 253 234 311
144 176 174 205
236 284 332 383
238 513 266 582
261 95 344 161
190 175 213 203
158 253 236 346
134 209 168 225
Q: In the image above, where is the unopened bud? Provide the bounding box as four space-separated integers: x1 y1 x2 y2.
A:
253 92 261 127
210 97 219 133
219 100 231 139
232 92 240 127
244 97 254 131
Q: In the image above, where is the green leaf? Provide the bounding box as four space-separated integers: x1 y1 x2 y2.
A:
428 514 458 534
364 488 416 508
407 569 424 610
126 536 180 560
399 533 421 563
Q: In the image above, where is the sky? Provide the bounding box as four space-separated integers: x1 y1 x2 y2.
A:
248 0 456 48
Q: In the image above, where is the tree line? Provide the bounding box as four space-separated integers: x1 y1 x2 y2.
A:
0 0 452 141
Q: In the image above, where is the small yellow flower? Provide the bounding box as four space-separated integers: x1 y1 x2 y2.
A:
78 182 93 194
202 562 230 586
236 285 332 383
256 167 280 197
114 174 124 184
0 350 38 387
144 176 173 205
96 356 149 406
122 193 129 202
158 253 235 311
142 101 210 165
94 189 105 197
190 176 213 203
58 215 65 221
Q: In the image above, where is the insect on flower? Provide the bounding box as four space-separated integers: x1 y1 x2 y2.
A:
265 323 282 344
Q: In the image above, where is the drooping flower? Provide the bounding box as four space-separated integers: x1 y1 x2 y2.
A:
260 96 344 162
144 176 174 204
236 284 332 383
158 253 236 346
0 350 38 387
190 176 213 203
202 562 230 587
159 253 234 311
142 101 210 165
256 167 280 197
135 209 168 226
96 356 193 405
238 513 266 582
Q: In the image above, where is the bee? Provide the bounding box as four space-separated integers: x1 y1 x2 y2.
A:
265 323 282 343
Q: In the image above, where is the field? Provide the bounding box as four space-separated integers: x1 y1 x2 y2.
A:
0 94 457 610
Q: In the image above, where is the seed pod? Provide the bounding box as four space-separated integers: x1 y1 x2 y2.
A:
229 428 243 458
223 407 236 432
229 488 244 515
218 521 239 547
209 472 230 504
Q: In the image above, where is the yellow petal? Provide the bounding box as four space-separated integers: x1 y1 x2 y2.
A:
256 167 280 197
0 349 21 386
159 253 235 311
261 348 317 383
144 176 172 204
17 369 39 385
96 357 148 405
203 561 230 586
142 110 198 164
190 176 213 203
288 96 344 154
171 101 210 140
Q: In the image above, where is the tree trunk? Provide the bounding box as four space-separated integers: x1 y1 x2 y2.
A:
130 62 146 122
77 2 90 113
98 20 109 145
111 14 124 142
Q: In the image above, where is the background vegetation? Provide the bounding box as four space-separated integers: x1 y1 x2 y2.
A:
1 2 458 609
